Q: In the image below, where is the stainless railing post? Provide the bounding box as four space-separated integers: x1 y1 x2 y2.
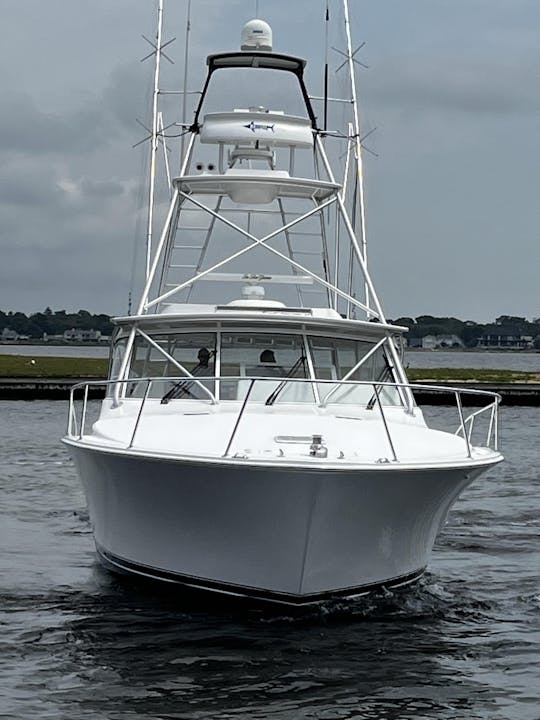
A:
467 416 474 443
494 403 499 452
67 388 75 437
373 384 398 462
128 380 152 449
79 384 89 441
455 391 472 458
223 378 255 458
487 403 495 448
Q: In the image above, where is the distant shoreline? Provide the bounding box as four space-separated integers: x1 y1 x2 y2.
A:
405 345 540 355
0 341 109 348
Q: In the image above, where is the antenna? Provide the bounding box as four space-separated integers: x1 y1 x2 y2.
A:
323 1 329 132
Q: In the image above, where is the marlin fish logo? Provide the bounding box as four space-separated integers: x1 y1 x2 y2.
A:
244 121 275 133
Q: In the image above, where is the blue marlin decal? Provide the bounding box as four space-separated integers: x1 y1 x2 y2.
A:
244 121 275 133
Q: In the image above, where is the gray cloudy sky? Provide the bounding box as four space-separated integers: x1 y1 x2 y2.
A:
0 0 538 321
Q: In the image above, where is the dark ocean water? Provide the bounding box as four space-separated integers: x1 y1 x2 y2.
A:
1 401 538 720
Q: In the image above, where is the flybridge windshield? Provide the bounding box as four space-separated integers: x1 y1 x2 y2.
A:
199 68 309 122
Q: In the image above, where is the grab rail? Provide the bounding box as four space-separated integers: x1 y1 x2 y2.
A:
456 402 499 452
66 376 501 461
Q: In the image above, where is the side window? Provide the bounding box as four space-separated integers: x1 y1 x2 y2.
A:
308 335 400 405
109 337 127 381
127 332 217 399
308 336 376 381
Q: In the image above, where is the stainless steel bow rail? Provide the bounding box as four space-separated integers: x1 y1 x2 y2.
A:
67 377 501 461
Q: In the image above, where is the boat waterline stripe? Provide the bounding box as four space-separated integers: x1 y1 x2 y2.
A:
96 543 425 605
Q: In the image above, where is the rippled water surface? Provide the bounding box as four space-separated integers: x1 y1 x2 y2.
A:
1 401 538 719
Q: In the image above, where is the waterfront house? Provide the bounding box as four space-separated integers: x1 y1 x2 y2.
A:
63 328 102 342
1 328 19 341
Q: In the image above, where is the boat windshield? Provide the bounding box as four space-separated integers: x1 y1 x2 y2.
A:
220 332 310 402
109 329 402 405
308 336 401 406
109 332 217 399
199 67 308 122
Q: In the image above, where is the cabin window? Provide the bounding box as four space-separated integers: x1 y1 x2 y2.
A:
109 329 402 406
126 332 217 399
307 335 401 406
220 332 312 402
109 337 127 382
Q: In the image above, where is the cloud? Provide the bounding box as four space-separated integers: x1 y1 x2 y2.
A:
367 55 540 117
0 92 114 157
0 0 538 319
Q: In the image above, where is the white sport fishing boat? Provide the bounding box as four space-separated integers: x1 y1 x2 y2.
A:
64 2 503 605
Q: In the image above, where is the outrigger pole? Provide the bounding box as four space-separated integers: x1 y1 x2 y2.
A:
117 0 166 400
145 0 165 282
342 0 370 316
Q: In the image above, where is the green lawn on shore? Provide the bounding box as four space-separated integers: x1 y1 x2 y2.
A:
0 354 538 383
0 355 108 378
407 367 539 383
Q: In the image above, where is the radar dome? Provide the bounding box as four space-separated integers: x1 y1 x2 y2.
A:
241 19 273 52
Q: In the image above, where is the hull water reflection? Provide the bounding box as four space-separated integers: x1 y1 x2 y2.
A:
1 401 538 719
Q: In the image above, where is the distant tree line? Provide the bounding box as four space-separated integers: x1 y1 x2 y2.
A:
390 315 540 349
1 309 539 348
0 308 113 338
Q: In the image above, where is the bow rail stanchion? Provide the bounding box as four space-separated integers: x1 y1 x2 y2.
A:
223 379 256 458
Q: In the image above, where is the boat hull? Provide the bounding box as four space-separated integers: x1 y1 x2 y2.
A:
66 441 493 605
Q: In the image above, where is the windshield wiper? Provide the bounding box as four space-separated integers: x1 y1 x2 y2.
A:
366 363 393 410
161 352 215 404
264 355 307 406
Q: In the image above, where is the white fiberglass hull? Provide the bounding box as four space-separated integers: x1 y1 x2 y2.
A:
65 440 497 604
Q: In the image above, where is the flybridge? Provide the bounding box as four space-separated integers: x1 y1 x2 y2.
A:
193 52 316 130
132 8 383 330
131 24 387 330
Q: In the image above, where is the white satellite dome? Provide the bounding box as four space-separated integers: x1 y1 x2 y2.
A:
241 19 273 52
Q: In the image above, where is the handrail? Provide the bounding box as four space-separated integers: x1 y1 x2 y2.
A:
454 391 472 458
66 376 501 460
79 384 89 441
67 375 503 401
455 401 499 449
67 390 77 437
